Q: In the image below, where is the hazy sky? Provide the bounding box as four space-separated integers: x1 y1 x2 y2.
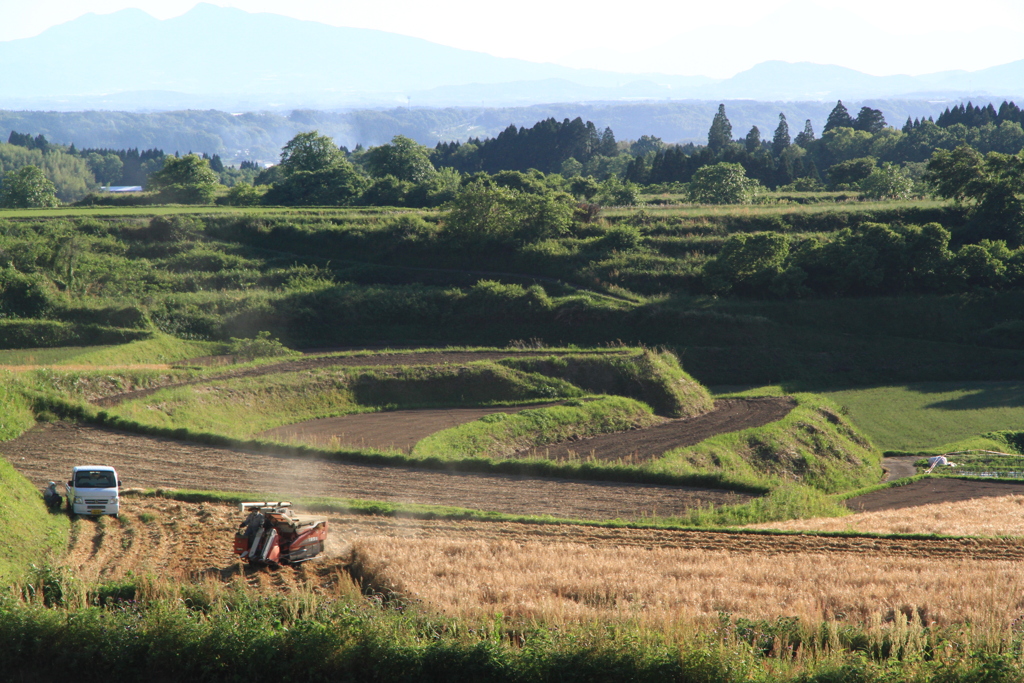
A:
2 0 1023 78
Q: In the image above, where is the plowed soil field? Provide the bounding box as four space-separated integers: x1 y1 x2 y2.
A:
846 478 1024 512
6 422 749 520
258 404 556 452
518 397 796 462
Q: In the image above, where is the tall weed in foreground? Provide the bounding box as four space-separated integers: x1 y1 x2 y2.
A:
3 573 1024 682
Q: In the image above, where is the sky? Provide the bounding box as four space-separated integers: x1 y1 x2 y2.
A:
2 0 1023 78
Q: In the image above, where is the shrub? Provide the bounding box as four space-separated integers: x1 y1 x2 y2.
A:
227 331 294 362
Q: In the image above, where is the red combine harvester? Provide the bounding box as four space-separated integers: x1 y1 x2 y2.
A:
233 502 328 566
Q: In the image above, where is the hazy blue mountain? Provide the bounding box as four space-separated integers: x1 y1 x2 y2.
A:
0 4 709 105
1 4 1022 110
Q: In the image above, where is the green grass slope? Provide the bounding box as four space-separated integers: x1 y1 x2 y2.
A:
0 376 68 584
0 334 224 367
652 394 882 493
411 396 659 460
822 382 1024 452
498 348 713 417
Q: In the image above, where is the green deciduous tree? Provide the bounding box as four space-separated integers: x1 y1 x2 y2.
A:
926 145 1024 243
262 161 368 206
279 131 344 175
364 135 436 183
704 232 792 295
0 165 59 208
688 162 763 204
859 163 914 200
828 157 876 189
146 154 219 204
443 181 576 242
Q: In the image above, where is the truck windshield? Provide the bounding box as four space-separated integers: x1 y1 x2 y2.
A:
74 471 116 488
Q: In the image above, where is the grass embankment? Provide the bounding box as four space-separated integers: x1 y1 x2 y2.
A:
411 397 659 460
0 376 68 584
0 319 149 351
497 348 713 417
108 363 584 440
0 334 223 368
652 394 881 494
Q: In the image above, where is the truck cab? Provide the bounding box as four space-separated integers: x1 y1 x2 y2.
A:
66 466 121 516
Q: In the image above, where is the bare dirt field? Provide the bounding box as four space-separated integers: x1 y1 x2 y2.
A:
517 397 796 462
94 350 590 407
845 478 1024 512
5 422 748 520
258 404 555 453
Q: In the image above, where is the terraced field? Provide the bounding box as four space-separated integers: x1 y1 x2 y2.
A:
7 422 749 520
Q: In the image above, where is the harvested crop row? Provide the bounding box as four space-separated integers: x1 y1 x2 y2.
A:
56 497 1024 631
61 497 349 593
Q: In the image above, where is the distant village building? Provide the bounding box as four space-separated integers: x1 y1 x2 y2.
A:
104 186 144 193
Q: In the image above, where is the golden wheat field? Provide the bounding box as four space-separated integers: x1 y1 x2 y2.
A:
350 535 1024 631
751 495 1024 536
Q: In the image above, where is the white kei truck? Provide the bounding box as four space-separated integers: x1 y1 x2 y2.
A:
66 465 122 516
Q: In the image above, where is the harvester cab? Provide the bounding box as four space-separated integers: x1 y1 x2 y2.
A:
233 502 328 567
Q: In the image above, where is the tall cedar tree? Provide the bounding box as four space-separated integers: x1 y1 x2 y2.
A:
854 107 887 134
745 126 762 153
794 119 815 146
707 104 733 152
824 100 855 132
772 113 791 156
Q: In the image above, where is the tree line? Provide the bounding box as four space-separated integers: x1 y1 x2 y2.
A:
4 98 1024 210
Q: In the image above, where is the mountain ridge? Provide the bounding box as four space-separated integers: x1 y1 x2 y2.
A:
0 4 1022 109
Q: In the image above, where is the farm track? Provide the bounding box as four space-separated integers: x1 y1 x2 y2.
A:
93 350 597 407
6 422 750 520
846 477 1024 512
57 497 1024 593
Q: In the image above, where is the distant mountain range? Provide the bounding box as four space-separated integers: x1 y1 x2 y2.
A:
1 4 1023 110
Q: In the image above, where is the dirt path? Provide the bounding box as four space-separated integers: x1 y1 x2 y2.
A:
258 404 556 453
6 422 749 521
846 478 1024 512
518 397 796 462
94 350 600 407
882 456 919 481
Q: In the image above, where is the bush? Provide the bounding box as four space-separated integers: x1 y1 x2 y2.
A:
227 331 294 362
